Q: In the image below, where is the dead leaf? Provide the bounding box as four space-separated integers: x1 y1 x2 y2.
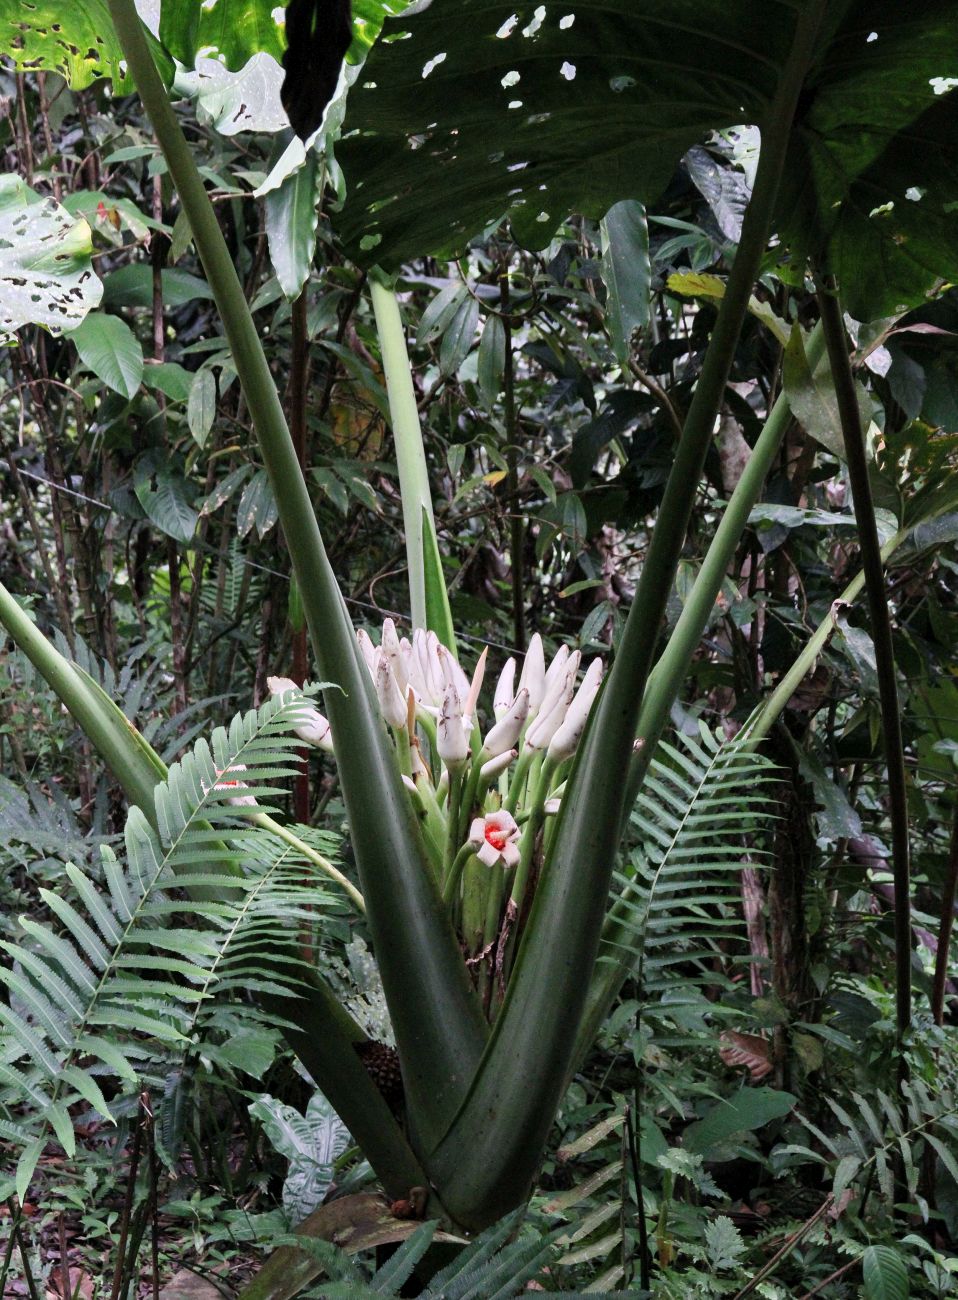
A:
719 1031 772 1081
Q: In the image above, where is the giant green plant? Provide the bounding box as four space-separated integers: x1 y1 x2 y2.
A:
2 0 957 1244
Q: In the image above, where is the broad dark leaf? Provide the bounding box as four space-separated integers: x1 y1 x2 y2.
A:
334 1 958 320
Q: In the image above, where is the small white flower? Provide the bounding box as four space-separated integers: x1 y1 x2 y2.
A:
468 810 521 869
267 676 334 752
212 763 257 807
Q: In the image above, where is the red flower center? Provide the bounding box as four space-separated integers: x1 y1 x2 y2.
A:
486 826 508 851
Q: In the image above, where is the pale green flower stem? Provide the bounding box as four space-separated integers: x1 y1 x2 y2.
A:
443 842 478 907
252 813 365 914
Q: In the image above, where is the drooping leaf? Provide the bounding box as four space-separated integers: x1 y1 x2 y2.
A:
684 1087 797 1156
264 147 322 299
599 199 650 366
102 264 214 309
188 368 217 447
175 52 289 136
0 176 102 336
69 312 144 400
334 2 958 320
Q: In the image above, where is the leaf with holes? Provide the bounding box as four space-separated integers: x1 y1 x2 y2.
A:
0 176 102 337
335 2 958 319
0 0 173 90
69 312 143 400
159 0 407 74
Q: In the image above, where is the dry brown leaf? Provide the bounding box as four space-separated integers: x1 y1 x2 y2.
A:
718 1030 773 1081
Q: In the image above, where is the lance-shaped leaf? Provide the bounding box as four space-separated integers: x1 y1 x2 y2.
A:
108 0 488 1153
335 1 958 321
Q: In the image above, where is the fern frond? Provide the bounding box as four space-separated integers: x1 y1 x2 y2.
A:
0 693 348 1192
596 724 778 1025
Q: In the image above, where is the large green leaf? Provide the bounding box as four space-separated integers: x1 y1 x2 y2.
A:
0 0 172 89
159 0 406 73
334 1 958 320
0 176 102 336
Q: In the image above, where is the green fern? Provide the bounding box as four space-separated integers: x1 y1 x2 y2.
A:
0 693 346 1202
596 724 778 1020
779 1069 958 1210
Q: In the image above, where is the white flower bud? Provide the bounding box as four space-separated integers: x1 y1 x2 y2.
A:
524 665 575 751
381 618 407 693
547 658 603 761
267 676 334 752
493 657 517 718
480 748 516 780
517 633 545 715
356 629 377 677
437 682 469 768
482 687 529 758
375 649 408 730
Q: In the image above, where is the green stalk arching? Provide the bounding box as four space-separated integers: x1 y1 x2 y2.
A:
632 322 825 790
816 277 912 1052
573 525 910 1072
572 324 828 1055
105 0 489 1152
425 0 831 1228
0 582 166 815
369 276 455 645
0 583 430 1198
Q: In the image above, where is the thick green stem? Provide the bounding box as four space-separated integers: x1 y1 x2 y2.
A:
816 277 912 1050
107 0 490 1154
626 322 825 803
425 0 830 1229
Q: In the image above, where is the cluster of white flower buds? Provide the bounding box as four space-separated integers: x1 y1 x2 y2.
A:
268 625 603 876
269 626 602 771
